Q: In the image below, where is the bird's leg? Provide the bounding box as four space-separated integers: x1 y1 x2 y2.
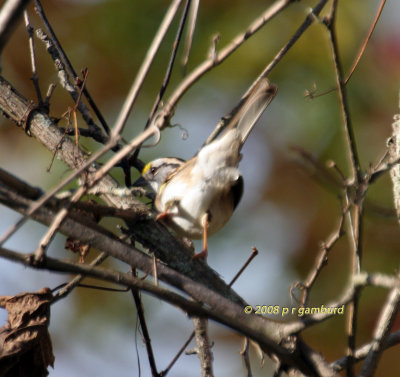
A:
192 213 209 260
155 201 175 221
155 211 172 221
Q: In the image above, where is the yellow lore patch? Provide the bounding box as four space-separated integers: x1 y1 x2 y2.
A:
142 162 152 175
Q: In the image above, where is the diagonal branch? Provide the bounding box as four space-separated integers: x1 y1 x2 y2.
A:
323 4 367 375
324 3 361 183
110 0 183 137
331 330 400 372
160 0 293 124
0 170 339 376
359 281 400 376
0 0 31 54
34 0 110 135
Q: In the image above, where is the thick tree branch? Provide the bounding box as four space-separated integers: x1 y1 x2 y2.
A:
0 244 325 376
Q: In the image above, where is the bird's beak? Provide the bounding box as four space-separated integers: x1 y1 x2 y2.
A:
133 175 149 188
132 176 155 200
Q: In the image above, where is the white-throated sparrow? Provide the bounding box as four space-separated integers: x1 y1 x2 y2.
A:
137 78 277 259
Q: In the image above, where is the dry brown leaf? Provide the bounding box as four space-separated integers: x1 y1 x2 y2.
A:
0 288 54 377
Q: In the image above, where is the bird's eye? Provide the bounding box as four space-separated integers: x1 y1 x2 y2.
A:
150 166 157 175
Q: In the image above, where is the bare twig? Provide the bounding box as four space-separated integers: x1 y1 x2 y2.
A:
192 317 214 377
324 2 361 182
293 210 346 307
344 0 387 84
34 0 110 136
389 93 400 224
131 0 191 161
72 68 89 146
181 0 199 73
305 0 386 99
43 82 56 110
163 245 259 375
35 28 109 145
161 333 195 376
344 198 362 377
130 269 159 377
323 3 366 375
229 247 258 287
239 337 253 377
147 0 191 126
161 0 292 123
359 281 400 376
24 10 43 105
331 330 400 372
52 252 108 302
290 147 344 195
284 275 360 337
284 272 400 342
0 0 31 54
260 0 328 79
110 0 183 137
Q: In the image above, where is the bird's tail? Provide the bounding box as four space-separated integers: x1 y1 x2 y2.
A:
225 78 277 147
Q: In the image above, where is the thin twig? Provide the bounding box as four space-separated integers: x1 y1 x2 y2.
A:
283 273 370 336
359 278 400 376
131 0 191 162
131 269 159 377
293 209 346 307
192 317 214 377
290 146 344 196
388 94 400 224
344 0 387 84
110 0 183 137
147 0 191 126
324 2 361 183
161 332 195 376
43 82 56 110
284 272 400 372
24 10 43 105
0 0 31 54
305 0 387 98
52 252 108 302
181 0 199 73
72 68 89 146
34 0 110 135
239 337 253 377
35 19 138 181
344 196 361 377
161 0 292 123
35 28 109 145
162 246 259 375
324 3 366 375
152 254 158 286
229 247 258 287
331 330 400 372
259 0 329 79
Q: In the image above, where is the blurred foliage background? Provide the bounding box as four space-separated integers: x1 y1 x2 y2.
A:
0 0 399 376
